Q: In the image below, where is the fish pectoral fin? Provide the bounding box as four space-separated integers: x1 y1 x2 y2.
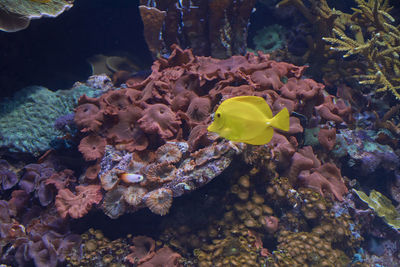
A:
242 126 274 145
270 108 290 132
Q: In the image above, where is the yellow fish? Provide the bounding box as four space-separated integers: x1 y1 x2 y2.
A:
207 96 290 145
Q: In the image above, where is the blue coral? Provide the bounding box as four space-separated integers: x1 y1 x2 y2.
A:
0 85 98 156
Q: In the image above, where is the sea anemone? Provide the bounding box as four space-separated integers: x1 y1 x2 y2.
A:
84 163 101 180
146 163 176 185
102 187 126 219
100 169 122 191
78 135 106 161
123 185 147 206
155 143 182 164
144 188 173 216
74 103 103 132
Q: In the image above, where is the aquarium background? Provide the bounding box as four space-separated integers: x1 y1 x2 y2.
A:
0 0 400 266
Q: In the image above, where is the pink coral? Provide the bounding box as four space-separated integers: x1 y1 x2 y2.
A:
139 246 182 267
298 163 348 201
74 102 103 132
264 216 279 234
126 236 182 267
126 236 156 265
55 185 102 219
318 128 336 151
138 104 181 139
78 135 106 161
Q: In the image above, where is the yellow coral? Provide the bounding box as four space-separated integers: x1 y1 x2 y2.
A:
354 189 400 230
323 0 400 99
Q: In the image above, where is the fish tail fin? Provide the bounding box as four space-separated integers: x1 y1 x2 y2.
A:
270 108 290 132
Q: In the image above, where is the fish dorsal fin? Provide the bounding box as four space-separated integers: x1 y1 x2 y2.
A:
225 96 273 119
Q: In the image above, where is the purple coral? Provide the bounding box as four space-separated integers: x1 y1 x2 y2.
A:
0 160 19 190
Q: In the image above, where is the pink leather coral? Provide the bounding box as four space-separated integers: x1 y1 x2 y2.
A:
138 104 181 139
55 185 102 219
318 128 336 151
74 103 103 132
298 163 348 201
126 236 156 265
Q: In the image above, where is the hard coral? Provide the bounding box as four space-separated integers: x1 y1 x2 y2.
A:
55 185 102 219
0 0 73 32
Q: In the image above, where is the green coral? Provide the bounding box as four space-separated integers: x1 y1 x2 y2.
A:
354 189 400 231
249 24 287 53
0 85 97 156
0 0 73 32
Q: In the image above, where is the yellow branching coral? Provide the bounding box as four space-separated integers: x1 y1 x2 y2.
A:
354 189 400 231
323 0 400 100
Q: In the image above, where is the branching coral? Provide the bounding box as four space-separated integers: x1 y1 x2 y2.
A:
322 0 400 99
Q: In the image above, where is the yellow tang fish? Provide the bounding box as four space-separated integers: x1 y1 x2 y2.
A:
207 96 290 145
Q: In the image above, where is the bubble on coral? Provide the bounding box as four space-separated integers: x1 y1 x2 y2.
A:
144 188 173 216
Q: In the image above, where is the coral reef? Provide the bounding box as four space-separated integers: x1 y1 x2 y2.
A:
0 84 98 156
72 45 352 218
3 8 400 264
0 0 74 32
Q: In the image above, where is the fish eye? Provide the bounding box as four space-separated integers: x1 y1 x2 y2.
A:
216 113 221 118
